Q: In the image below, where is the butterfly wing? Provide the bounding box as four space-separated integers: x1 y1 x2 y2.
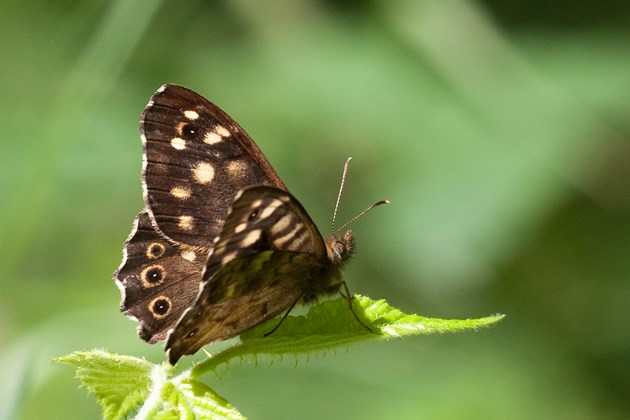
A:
141 84 287 248
165 186 328 364
114 211 204 342
116 85 289 343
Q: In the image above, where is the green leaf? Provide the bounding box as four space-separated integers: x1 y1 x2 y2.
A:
191 295 504 378
53 351 244 420
138 377 245 420
54 297 504 418
52 350 155 420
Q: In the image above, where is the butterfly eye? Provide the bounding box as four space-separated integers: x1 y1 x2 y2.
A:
249 209 259 220
182 123 200 140
154 299 170 314
141 265 166 287
147 267 164 283
149 296 172 319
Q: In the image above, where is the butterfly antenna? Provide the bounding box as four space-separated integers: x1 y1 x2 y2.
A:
331 157 353 234
335 199 390 234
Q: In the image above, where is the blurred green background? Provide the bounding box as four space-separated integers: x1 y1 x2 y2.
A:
2 0 630 418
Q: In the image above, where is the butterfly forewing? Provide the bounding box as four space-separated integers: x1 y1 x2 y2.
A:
114 212 204 342
141 84 287 247
204 186 327 281
165 186 331 363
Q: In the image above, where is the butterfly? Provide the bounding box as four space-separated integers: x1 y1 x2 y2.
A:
114 84 382 364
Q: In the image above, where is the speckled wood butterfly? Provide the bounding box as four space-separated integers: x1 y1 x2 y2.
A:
114 84 384 364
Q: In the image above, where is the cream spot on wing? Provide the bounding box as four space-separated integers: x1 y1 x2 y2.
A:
221 251 239 266
259 200 283 220
204 131 223 145
234 222 247 233
193 162 215 184
184 110 199 120
274 224 303 248
203 124 231 145
272 214 293 233
227 160 247 179
181 250 196 262
215 125 230 137
241 229 262 247
170 186 191 199
171 137 186 150
178 215 194 231
290 230 309 250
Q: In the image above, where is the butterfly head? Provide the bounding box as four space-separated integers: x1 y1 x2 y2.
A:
326 229 355 265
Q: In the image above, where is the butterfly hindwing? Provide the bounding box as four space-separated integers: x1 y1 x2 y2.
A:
141 84 287 248
165 186 332 363
114 211 204 342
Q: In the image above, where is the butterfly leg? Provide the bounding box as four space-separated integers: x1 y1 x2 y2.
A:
338 281 372 333
263 293 304 337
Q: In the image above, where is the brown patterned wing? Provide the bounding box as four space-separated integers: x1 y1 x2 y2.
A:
114 211 204 343
165 186 328 364
117 85 291 343
141 84 287 248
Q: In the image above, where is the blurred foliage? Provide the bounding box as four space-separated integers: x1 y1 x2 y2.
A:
1 0 629 418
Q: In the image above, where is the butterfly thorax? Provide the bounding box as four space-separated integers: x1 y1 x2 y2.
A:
297 230 355 303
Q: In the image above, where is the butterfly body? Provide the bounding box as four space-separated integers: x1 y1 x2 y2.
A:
114 84 361 365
